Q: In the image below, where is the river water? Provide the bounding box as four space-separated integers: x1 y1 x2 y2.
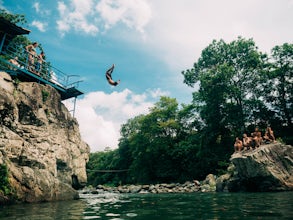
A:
0 191 292 219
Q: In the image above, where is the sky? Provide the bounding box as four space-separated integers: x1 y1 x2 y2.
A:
1 0 293 152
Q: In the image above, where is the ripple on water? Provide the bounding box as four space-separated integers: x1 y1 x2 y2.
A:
83 216 101 219
83 211 97 215
126 213 138 217
105 213 120 217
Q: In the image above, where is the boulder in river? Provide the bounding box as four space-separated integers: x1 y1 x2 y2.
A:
216 142 293 192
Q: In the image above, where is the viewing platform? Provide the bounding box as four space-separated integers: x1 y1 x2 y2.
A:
0 16 83 101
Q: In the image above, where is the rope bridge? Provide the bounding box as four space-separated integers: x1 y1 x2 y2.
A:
87 169 129 173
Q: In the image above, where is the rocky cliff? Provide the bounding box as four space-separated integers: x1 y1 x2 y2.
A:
216 142 293 192
0 71 90 203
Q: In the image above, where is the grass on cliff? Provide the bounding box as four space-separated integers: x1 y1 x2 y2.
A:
0 164 11 195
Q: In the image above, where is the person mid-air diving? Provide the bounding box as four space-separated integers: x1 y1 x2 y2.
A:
105 64 120 86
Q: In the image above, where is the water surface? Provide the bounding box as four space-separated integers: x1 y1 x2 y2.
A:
0 191 292 219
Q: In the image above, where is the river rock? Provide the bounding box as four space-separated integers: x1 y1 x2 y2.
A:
129 185 142 193
86 180 201 194
216 142 293 192
0 72 90 203
201 174 217 192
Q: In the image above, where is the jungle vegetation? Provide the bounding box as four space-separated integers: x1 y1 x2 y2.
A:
87 37 292 186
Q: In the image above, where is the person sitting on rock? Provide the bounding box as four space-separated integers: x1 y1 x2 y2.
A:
263 126 276 143
251 127 262 148
243 133 252 150
234 137 243 152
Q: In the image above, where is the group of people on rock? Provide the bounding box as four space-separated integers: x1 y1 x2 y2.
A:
234 126 276 152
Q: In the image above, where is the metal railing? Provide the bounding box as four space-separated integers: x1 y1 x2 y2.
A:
0 43 82 90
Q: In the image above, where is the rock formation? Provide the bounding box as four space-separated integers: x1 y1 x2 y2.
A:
0 71 90 203
216 142 293 192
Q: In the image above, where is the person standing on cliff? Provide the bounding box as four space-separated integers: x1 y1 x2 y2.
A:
35 51 45 75
26 42 38 72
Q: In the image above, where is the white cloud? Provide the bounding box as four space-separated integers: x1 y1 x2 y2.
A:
63 88 162 152
56 0 152 35
33 2 51 16
57 0 99 35
33 2 40 13
147 88 169 99
143 0 293 70
95 0 152 33
31 20 47 32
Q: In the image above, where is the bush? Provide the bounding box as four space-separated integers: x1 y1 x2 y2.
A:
41 90 50 102
0 164 11 195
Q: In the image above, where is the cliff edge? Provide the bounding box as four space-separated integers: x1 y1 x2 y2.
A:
0 71 90 203
216 142 293 192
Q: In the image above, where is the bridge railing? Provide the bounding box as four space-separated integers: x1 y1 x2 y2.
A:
0 43 82 90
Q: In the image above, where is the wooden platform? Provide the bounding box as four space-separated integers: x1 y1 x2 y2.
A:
0 57 83 100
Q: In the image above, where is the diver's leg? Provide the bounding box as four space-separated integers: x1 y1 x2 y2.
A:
106 64 115 76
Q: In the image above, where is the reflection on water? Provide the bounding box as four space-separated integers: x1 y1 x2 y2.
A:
0 191 292 219
0 199 86 220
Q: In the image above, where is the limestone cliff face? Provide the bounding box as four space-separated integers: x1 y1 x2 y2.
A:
0 71 90 203
216 142 293 192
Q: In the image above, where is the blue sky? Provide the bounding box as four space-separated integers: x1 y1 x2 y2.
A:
1 0 293 152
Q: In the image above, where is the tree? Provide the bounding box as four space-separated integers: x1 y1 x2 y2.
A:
182 37 268 174
267 43 293 128
127 97 181 183
183 37 267 134
0 9 27 25
256 43 293 144
86 150 121 186
116 97 204 183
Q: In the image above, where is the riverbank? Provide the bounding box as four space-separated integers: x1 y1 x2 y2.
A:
82 142 293 195
80 174 217 195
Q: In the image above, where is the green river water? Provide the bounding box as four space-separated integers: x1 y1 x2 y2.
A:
0 191 292 219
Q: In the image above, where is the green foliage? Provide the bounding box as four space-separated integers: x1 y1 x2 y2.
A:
0 164 11 195
14 78 21 85
264 43 293 129
182 37 289 173
87 150 122 186
183 37 267 135
216 160 230 175
88 97 205 185
0 9 27 25
87 37 293 186
41 90 50 102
